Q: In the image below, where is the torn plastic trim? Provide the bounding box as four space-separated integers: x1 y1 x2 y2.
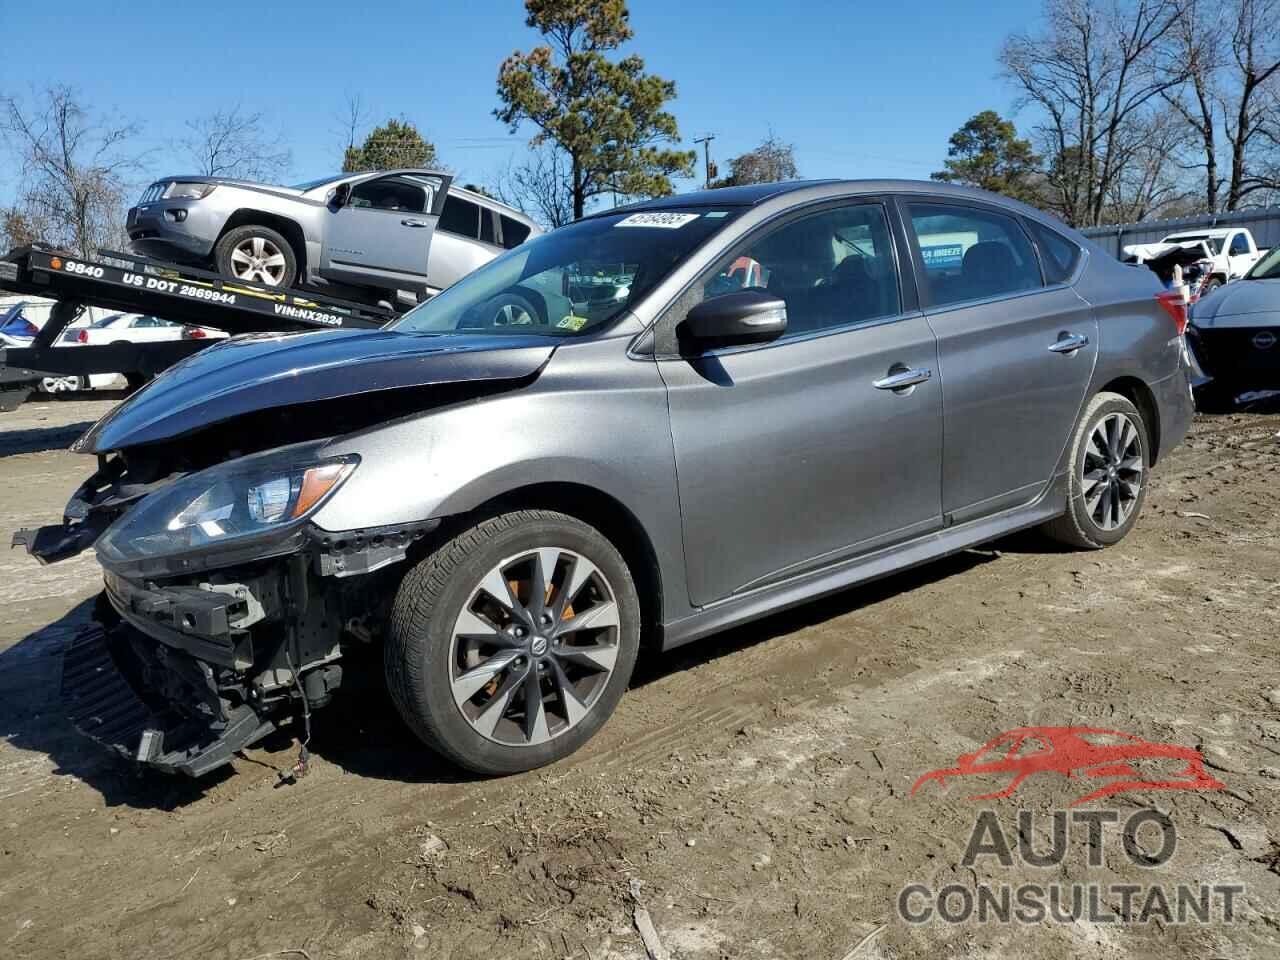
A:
310 518 441 578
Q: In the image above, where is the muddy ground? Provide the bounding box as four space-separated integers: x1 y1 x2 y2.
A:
0 394 1277 960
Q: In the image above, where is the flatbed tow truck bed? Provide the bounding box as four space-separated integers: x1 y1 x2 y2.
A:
0 245 397 409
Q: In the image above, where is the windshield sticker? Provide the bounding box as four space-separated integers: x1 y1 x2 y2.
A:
616 212 700 229
705 211 730 219
557 314 589 331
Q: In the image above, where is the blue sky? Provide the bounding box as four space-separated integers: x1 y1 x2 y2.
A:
0 0 1039 206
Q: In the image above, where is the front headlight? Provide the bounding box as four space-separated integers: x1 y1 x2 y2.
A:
164 182 217 200
97 450 358 566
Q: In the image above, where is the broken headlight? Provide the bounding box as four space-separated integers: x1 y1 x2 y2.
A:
96 450 358 565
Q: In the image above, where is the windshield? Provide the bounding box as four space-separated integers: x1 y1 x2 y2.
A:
1246 246 1280 279
390 208 741 337
1166 234 1224 255
290 174 345 191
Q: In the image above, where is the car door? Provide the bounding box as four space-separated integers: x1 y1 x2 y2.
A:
320 173 444 290
429 195 507 291
901 199 1098 524
1227 231 1254 278
657 200 944 607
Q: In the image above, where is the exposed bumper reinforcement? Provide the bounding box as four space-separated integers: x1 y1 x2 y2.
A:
61 623 275 777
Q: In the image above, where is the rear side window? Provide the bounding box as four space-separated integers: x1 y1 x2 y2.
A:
1025 219 1082 284
907 202 1042 307
501 215 532 249
439 196 480 239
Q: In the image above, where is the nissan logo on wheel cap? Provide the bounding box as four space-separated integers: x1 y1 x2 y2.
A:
1253 331 1278 350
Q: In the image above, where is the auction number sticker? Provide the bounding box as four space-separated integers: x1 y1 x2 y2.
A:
615 212 700 229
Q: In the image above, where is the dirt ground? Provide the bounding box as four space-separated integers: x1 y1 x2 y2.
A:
0 394 1277 960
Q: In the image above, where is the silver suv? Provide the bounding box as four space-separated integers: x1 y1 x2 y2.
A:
126 170 539 305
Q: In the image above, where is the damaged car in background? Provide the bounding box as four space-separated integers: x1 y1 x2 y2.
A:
19 180 1194 778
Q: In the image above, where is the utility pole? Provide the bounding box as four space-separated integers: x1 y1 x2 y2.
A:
694 134 717 188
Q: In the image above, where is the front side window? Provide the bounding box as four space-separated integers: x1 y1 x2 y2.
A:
1230 233 1250 256
349 174 435 213
697 203 901 338
908 202 1042 307
391 208 741 338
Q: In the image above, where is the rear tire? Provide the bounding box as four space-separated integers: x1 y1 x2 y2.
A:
1041 392 1150 549
214 225 298 288
386 510 641 775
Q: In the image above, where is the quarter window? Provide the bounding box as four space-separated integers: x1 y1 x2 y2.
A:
439 196 481 239
501 215 533 249
698 203 901 339
1025 219 1081 284
908 203 1042 307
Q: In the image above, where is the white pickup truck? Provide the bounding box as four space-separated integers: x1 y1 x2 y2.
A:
1123 227 1267 292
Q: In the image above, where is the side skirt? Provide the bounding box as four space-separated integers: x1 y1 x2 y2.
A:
660 472 1068 650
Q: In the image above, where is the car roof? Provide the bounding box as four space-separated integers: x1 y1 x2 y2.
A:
589 179 1079 234
1167 229 1233 238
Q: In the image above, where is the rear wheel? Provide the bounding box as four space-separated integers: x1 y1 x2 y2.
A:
1042 392 1149 549
386 510 641 775
37 375 83 394
214 225 297 288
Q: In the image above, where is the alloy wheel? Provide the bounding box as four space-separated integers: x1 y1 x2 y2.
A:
1083 412 1143 531
228 236 287 285
449 548 620 747
39 376 80 394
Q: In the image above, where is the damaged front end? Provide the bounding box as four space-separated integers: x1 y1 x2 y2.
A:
16 328 556 776
35 445 437 776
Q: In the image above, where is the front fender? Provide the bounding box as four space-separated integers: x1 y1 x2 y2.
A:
310 336 693 619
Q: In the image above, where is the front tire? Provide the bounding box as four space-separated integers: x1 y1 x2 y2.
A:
214 225 298 288
1042 392 1150 549
386 510 641 775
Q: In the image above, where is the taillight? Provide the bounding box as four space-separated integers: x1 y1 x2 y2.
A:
186 327 208 339
1155 290 1189 337
76 329 88 344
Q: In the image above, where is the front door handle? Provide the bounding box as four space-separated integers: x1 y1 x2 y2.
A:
873 368 932 391
401 218 430 228
1049 333 1090 354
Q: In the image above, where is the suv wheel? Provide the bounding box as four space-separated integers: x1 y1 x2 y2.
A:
215 225 297 288
1042 391 1149 549
386 510 641 775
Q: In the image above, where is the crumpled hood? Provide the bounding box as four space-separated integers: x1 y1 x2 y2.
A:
75 329 559 453
1193 278 1280 327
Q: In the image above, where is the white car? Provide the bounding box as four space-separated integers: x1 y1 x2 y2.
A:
67 312 228 347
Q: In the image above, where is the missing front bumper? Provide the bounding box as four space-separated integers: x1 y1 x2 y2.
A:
61 620 276 777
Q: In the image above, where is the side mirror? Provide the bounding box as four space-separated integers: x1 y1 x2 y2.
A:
330 182 352 208
681 289 787 348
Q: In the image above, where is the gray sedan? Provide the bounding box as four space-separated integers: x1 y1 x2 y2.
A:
33 180 1194 777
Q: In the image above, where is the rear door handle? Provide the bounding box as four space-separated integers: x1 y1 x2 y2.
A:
401 218 430 228
1049 333 1090 354
873 368 932 391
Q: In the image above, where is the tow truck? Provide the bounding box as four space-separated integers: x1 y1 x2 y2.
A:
0 244 396 410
